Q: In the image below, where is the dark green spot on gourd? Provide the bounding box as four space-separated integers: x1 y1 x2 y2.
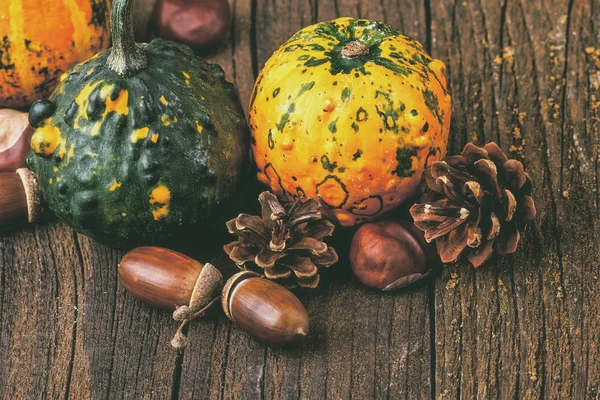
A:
423 89 442 124
284 44 303 52
304 58 328 67
273 88 280 97
412 52 430 66
298 81 315 96
342 87 351 101
393 146 418 177
356 107 368 121
375 90 391 101
410 109 418 116
276 103 295 131
268 130 275 149
351 122 359 132
308 44 326 51
320 155 337 172
328 118 338 133
422 122 429 132
375 105 397 131
352 149 362 160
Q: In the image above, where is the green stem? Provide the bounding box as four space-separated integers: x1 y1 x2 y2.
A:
106 0 147 76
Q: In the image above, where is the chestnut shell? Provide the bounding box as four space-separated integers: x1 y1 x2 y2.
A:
350 220 431 291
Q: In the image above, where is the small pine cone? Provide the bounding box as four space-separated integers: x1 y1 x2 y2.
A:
410 142 536 267
224 192 339 288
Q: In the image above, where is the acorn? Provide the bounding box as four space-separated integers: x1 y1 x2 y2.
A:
119 247 309 348
222 271 310 345
119 246 223 310
0 169 43 231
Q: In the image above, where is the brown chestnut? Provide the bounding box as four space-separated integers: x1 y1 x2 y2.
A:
222 271 309 346
0 109 33 173
154 0 230 50
350 220 434 291
119 246 222 311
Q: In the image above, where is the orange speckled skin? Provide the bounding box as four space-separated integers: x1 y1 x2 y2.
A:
0 0 111 107
249 18 451 226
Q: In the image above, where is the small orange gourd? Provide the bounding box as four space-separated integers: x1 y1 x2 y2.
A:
0 0 111 107
249 18 451 226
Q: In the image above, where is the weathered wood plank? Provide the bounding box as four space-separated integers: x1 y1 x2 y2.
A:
0 221 180 399
556 1 600 397
73 234 178 399
0 225 77 399
1 0 599 398
429 3 526 397
430 0 600 398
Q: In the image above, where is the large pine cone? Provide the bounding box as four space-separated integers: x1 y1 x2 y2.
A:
410 142 536 267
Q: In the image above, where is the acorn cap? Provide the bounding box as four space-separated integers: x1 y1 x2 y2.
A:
16 168 43 223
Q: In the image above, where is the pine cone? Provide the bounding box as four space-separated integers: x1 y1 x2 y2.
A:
410 142 536 267
224 192 339 288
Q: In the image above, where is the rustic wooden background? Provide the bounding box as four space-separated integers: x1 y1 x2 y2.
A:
1 0 599 398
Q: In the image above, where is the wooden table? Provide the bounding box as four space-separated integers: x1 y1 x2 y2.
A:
1 0 598 398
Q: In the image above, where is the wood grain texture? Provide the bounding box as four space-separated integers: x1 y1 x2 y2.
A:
430 0 600 398
0 0 598 399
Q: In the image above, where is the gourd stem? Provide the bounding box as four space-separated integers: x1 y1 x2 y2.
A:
106 0 147 76
341 41 369 58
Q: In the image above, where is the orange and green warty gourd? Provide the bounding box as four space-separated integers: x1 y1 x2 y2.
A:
249 18 451 226
0 0 111 107
26 0 248 248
